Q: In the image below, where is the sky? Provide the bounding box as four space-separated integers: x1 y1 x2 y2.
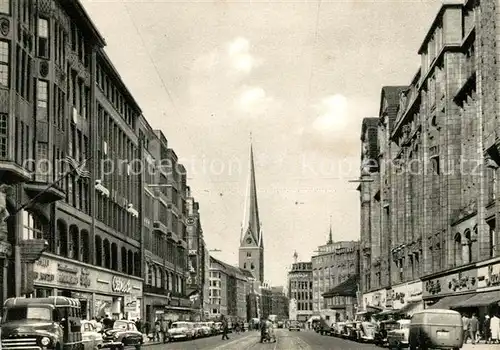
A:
82 0 441 287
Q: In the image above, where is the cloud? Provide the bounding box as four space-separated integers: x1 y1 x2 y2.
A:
301 94 361 156
235 86 274 116
227 37 259 74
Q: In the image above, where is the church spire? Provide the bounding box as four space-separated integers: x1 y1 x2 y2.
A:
240 135 262 246
327 215 333 244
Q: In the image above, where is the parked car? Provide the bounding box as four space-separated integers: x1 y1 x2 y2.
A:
289 320 301 331
198 323 212 337
82 320 103 350
409 309 463 350
335 322 347 337
167 322 195 342
374 319 400 346
192 323 204 338
387 319 411 349
101 320 142 350
345 322 357 340
355 321 376 342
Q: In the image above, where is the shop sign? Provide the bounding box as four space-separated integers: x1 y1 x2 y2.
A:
363 289 387 309
390 281 423 309
290 273 310 279
124 295 137 313
112 276 132 294
34 258 92 289
477 263 500 290
423 268 477 298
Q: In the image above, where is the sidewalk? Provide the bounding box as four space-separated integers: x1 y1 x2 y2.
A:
463 343 500 349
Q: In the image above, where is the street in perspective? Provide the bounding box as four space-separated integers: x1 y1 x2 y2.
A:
1 0 500 349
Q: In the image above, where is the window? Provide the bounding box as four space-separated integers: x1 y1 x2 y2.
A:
38 18 49 58
22 211 44 240
0 41 9 87
37 80 48 108
0 0 10 14
489 220 496 258
246 252 251 258
454 233 462 267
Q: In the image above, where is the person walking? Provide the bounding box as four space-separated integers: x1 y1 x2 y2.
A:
161 318 169 343
484 315 491 344
469 314 479 344
491 314 500 343
259 317 267 343
462 314 470 343
221 316 230 340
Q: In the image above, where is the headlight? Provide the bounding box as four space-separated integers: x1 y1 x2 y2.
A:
41 337 51 346
113 333 120 340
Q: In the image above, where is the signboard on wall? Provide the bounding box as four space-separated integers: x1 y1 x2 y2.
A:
477 263 500 291
389 281 423 309
423 268 477 298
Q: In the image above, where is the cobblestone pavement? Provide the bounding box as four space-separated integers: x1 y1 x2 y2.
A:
145 329 382 350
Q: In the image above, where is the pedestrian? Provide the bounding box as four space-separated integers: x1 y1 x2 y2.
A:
462 314 470 343
259 317 267 343
221 316 230 340
491 314 500 343
154 320 161 342
469 314 479 344
161 318 169 343
484 315 491 344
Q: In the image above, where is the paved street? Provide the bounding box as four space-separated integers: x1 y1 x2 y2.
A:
147 329 380 350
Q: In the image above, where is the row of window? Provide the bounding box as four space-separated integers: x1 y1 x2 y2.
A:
145 262 185 295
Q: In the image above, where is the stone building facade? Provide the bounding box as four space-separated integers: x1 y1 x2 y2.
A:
287 261 313 322
359 0 500 316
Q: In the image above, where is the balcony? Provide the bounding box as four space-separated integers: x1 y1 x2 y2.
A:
24 181 65 204
153 221 167 235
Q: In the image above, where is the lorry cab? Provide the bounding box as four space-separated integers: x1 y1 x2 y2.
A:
1 296 84 350
409 309 463 350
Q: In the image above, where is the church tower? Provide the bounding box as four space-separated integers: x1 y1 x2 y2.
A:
239 138 264 284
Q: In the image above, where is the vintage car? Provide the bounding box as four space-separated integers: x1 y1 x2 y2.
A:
387 319 411 349
191 323 204 338
101 320 142 350
409 309 463 350
355 321 376 342
343 322 357 340
167 321 195 341
1 296 83 350
374 319 401 346
334 322 346 337
82 320 103 350
197 323 212 337
288 320 301 331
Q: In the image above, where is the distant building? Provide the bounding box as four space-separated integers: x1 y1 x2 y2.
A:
208 256 253 320
270 286 289 320
287 261 313 323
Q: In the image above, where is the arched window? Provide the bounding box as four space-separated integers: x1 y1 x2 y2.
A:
80 230 90 263
95 236 102 266
152 265 157 287
111 243 118 271
454 233 462 267
121 247 127 273
134 252 140 277
168 272 173 290
164 270 169 290
69 225 79 260
250 263 255 270
103 239 111 269
57 220 67 256
127 250 133 275
156 266 161 287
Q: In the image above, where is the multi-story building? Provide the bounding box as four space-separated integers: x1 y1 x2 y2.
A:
312 238 360 322
312 226 359 313
7 0 146 320
287 261 313 323
322 274 359 322
208 256 252 320
270 286 289 320
358 0 500 317
186 190 208 320
141 127 192 323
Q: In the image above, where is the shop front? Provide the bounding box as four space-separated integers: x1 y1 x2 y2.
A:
32 253 142 321
385 281 424 318
422 265 478 311
144 293 197 325
451 259 500 318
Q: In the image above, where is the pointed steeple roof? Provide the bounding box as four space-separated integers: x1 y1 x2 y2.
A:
327 216 333 245
241 135 262 247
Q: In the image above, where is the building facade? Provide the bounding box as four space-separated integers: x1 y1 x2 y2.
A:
358 0 500 318
287 261 313 322
270 286 289 320
312 234 360 312
208 256 252 321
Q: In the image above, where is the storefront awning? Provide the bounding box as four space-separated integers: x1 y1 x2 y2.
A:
451 291 500 309
427 294 474 310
